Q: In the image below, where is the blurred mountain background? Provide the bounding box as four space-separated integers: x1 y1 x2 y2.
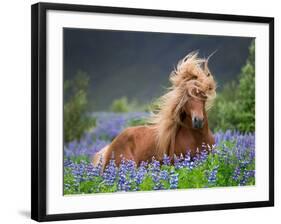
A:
63 28 254 111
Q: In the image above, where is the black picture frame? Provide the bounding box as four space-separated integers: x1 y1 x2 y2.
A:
31 2 274 222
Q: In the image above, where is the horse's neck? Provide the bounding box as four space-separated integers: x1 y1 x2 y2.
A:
175 115 211 155
180 113 211 148
170 111 211 154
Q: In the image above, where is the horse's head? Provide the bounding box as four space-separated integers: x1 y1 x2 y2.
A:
184 88 207 129
149 51 217 155
170 51 217 129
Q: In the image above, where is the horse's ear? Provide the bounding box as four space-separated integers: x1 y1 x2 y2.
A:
204 50 217 76
204 59 209 76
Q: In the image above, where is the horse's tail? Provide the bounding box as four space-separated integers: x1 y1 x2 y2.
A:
92 145 109 171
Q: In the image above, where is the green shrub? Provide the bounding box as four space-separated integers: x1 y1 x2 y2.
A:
110 97 130 112
64 71 96 143
128 118 148 126
110 97 148 113
208 41 255 132
236 43 255 132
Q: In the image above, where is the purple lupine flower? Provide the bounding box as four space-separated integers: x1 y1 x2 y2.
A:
64 159 73 167
93 115 126 140
182 151 191 168
117 157 138 191
91 156 103 177
200 149 209 162
193 152 202 167
188 161 195 170
117 158 128 191
240 170 255 186
64 138 109 159
90 139 109 156
151 172 163 190
139 160 148 168
249 148 255 162
181 151 195 170
126 160 137 179
126 160 137 191
160 170 169 181
149 157 160 173
84 163 97 179
247 170 255 178
232 167 241 181
148 157 162 190
63 111 256 194
135 163 147 185
162 154 171 166
169 170 179 189
208 166 219 184
71 162 87 183
64 112 151 160
103 159 117 186
174 155 182 170
240 160 250 169
174 155 182 169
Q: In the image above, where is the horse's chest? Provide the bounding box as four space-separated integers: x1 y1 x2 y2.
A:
175 129 204 155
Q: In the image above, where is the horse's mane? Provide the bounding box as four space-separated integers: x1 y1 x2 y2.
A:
149 51 217 159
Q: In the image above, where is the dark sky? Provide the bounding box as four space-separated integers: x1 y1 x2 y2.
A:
64 28 253 111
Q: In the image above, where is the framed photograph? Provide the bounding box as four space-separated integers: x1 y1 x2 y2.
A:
31 2 274 222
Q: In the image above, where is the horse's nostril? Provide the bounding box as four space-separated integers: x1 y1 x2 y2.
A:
192 117 204 128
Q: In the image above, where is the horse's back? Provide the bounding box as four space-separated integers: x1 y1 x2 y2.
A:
99 125 157 167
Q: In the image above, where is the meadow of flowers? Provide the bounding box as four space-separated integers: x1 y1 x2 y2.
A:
63 112 255 195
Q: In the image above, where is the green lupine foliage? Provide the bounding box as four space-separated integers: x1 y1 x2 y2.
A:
139 176 154 191
64 71 96 142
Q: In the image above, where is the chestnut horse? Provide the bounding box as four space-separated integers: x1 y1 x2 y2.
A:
93 52 217 170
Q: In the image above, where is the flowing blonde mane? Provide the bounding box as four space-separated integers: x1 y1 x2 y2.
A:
149 51 217 158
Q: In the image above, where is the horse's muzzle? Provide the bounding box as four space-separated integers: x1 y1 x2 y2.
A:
192 117 204 129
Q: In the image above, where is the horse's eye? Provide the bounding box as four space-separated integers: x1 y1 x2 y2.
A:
209 87 212 91
191 76 197 80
